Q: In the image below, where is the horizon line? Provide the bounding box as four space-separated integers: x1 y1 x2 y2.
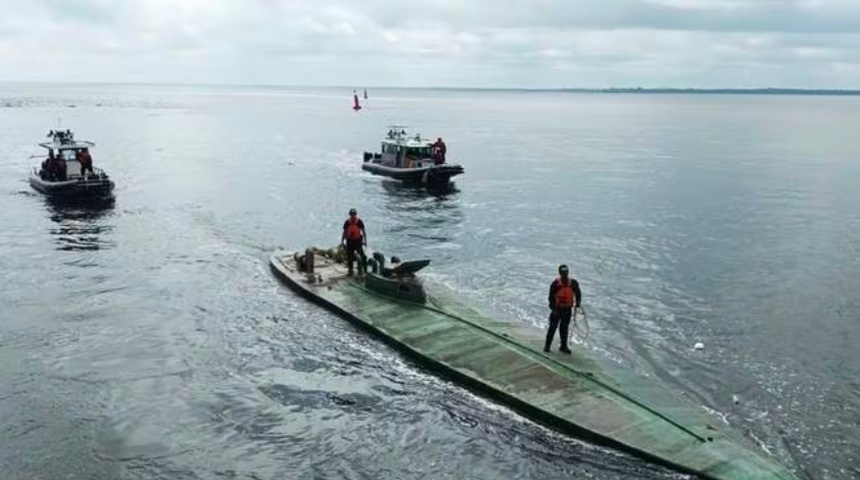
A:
2 80 860 95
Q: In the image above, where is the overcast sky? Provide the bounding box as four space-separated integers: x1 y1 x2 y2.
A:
1 0 860 88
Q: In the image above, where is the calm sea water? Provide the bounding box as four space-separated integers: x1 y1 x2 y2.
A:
1 84 858 480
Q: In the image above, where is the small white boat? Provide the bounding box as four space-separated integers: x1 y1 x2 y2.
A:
362 126 464 186
28 129 114 199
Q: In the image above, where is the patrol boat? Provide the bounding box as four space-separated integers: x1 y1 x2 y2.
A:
28 129 114 198
269 247 801 480
362 127 464 186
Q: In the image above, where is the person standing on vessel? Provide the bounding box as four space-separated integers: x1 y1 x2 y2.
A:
342 208 367 276
432 137 447 165
54 150 68 181
545 264 582 353
77 148 94 177
42 150 55 180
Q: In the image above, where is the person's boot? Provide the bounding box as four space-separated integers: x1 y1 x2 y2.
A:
559 344 572 354
543 341 551 353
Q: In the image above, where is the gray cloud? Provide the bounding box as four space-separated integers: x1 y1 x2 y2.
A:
334 0 860 33
42 0 121 25
1 0 860 87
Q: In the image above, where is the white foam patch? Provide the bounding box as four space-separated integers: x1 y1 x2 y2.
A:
701 405 731 426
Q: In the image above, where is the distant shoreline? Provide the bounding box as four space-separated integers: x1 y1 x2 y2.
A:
553 87 860 96
427 87 860 96
2 81 860 96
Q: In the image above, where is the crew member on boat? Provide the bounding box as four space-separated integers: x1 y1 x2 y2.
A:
342 208 367 276
41 151 55 180
43 151 66 181
545 264 582 354
432 137 447 165
77 148 94 177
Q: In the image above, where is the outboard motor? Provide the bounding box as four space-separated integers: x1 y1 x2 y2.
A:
304 248 315 274
293 248 315 275
371 252 386 274
363 152 372 163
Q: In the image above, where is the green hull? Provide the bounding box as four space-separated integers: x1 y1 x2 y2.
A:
270 250 800 480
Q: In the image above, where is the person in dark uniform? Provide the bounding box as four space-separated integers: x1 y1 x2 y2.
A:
54 151 68 181
342 208 367 276
77 148 94 177
41 151 55 180
432 137 447 165
545 264 582 353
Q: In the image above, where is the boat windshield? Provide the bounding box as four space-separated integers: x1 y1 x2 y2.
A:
55 149 83 161
406 147 432 158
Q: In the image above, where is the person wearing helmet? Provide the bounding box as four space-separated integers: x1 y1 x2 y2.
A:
545 264 582 353
341 208 367 276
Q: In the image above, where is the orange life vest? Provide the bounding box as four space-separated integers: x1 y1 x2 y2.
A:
554 278 575 309
346 217 362 241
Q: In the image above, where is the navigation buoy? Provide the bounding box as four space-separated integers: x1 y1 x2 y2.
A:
352 91 362 111
693 342 705 350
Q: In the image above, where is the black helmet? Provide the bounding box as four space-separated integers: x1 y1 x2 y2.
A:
558 264 569 274
349 208 357 215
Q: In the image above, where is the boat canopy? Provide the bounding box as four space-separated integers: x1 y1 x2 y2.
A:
383 126 432 147
38 140 95 151
39 129 95 151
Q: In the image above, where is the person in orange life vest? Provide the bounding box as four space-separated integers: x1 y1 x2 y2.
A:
77 148 94 177
545 264 582 354
341 208 367 276
432 137 446 165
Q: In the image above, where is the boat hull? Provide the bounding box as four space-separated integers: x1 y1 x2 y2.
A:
29 173 114 198
361 162 464 185
269 250 799 480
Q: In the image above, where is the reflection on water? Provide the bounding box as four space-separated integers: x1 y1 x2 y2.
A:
44 196 116 251
379 178 461 200
375 180 464 245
